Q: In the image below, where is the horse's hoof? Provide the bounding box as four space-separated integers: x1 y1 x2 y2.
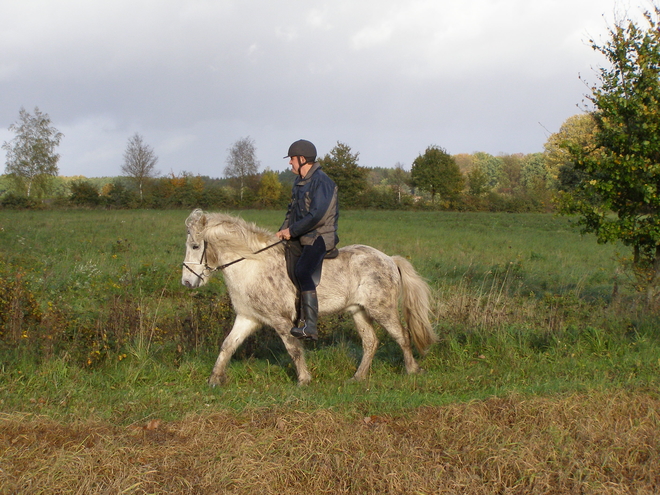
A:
297 376 312 387
406 365 423 375
208 374 228 387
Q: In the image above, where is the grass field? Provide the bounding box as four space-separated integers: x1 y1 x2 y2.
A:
1 209 659 493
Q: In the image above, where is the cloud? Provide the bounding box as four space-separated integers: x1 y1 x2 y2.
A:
0 0 624 177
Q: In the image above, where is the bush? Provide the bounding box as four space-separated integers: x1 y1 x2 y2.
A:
0 266 42 348
101 180 137 209
69 180 101 206
0 193 40 209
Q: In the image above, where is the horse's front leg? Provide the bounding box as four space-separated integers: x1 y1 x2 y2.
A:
208 314 261 386
271 321 312 386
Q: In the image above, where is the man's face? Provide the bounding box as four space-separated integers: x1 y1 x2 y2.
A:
289 156 305 175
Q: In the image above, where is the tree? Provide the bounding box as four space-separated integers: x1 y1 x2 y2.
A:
121 133 159 202
472 151 503 189
520 153 549 191
497 154 524 195
466 165 489 196
224 136 260 202
559 4 660 303
319 141 368 207
257 169 283 207
2 107 63 198
544 113 597 189
387 162 410 203
453 153 475 175
410 145 464 203
519 153 553 211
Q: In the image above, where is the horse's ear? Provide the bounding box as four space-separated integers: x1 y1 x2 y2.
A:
186 209 206 229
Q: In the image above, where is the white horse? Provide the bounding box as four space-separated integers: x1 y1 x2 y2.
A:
181 209 436 386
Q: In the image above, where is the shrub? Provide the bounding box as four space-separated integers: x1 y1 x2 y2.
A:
69 180 101 206
0 193 40 209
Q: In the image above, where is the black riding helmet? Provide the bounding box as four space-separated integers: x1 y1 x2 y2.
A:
284 139 317 163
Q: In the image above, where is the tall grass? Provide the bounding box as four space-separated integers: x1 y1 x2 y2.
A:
1 209 659 423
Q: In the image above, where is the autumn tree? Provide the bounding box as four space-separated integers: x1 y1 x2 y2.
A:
453 153 475 175
497 154 524 195
2 107 63 198
411 145 464 203
472 151 503 189
225 136 260 202
519 153 553 209
466 165 490 196
520 153 548 189
121 132 159 202
257 169 283 207
559 4 660 303
544 113 597 189
319 141 368 207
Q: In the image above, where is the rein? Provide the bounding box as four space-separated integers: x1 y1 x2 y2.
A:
182 239 284 282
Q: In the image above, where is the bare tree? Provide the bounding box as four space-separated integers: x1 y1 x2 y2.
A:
388 162 410 203
121 132 159 202
224 136 260 201
2 107 63 198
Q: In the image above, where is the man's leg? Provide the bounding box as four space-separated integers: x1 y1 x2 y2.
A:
290 237 326 340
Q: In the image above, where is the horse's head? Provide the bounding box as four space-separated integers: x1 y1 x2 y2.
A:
182 209 211 288
182 209 281 288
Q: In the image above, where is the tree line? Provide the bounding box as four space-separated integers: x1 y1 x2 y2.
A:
0 117 578 213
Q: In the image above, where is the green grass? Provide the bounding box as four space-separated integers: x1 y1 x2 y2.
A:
2 325 658 424
0 209 619 298
1 209 659 424
337 211 621 294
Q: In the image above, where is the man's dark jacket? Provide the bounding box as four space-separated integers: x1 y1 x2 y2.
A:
280 162 339 250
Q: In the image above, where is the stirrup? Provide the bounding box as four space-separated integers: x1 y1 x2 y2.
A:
290 321 318 341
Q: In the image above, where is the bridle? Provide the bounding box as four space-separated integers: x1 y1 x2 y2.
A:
182 238 284 284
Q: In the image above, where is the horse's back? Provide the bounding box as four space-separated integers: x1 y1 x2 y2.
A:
317 244 400 313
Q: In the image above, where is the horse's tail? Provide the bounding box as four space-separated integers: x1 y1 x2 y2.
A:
392 256 437 355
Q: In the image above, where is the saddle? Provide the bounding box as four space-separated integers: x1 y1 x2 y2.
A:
312 247 338 284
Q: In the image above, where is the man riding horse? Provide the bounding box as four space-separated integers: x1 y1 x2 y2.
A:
276 139 339 341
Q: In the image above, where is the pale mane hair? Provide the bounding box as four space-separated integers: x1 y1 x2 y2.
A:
198 211 284 261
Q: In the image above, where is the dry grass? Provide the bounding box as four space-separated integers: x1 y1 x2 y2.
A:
2 390 659 494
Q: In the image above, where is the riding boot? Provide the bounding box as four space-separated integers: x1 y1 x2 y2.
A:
290 290 318 341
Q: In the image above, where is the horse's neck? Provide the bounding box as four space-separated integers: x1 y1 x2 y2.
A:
220 255 271 293
208 234 252 264
214 248 247 265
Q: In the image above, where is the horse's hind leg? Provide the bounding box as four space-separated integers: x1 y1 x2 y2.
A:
209 314 260 386
376 311 421 375
351 309 379 381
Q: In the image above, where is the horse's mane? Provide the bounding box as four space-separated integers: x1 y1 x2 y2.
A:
200 212 284 259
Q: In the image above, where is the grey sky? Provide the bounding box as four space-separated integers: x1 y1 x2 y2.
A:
0 0 634 177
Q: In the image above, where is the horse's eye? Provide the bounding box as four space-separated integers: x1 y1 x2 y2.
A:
192 244 200 250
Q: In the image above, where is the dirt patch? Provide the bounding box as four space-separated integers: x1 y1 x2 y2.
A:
1 390 659 494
